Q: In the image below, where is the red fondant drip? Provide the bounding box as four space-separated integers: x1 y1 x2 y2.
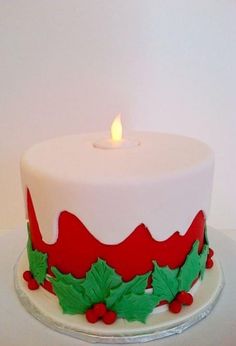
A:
27 189 205 281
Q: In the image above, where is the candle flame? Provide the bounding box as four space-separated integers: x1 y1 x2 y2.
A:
111 114 123 141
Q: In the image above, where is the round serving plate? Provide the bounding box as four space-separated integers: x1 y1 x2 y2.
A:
14 250 224 344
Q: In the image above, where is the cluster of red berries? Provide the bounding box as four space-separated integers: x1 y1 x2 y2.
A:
169 291 193 313
206 248 214 269
23 270 39 290
86 303 117 325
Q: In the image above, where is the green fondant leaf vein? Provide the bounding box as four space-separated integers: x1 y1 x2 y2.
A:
152 263 179 303
27 226 48 285
178 241 201 292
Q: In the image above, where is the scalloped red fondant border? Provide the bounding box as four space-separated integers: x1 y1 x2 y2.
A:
27 189 205 281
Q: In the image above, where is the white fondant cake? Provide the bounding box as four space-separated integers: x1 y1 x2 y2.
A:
21 132 214 244
16 131 223 342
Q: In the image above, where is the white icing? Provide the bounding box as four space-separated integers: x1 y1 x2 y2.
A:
20 132 214 244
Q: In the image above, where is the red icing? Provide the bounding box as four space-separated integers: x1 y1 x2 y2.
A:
176 291 193 306
86 309 98 324
93 303 107 318
23 270 33 282
208 248 214 258
169 300 182 314
103 311 117 325
28 278 39 290
27 189 205 282
206 258 214 269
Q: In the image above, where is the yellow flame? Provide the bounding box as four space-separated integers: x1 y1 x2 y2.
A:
111 114 123 141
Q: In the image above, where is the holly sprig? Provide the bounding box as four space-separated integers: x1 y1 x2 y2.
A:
152 240 209 307
49 240 209 323
50 259 157 323
25 219 210 324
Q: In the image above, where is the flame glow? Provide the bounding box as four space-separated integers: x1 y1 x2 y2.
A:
111 114 123 141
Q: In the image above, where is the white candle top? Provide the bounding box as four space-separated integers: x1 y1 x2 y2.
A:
21 132 214 244
21 132 213 183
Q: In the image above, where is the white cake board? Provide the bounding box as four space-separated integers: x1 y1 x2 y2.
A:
14 249 224 344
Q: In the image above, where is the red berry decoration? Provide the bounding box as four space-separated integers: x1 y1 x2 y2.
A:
183 293 193 306
28 278 39 290
208 248 214 258
206 258 214 269
23 270 32 282
169 300 182 314
176 291 193 306
176 291 187 304
93 303 107 318
103 310 117 325
86 309 99 324
43 280 54 293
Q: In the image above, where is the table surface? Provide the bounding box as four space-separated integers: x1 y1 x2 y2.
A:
0 228 236 346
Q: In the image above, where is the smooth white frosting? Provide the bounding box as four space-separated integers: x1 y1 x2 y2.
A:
20 132 214 244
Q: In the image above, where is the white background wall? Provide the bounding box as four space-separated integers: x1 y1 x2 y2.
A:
0 0 236 231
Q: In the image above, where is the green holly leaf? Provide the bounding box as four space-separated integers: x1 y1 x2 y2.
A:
81 259 122 304
178 241 200 292
51 266 84 289
199 244 209 279
106 272 150 309
152 263 179 303
27 230 47 285
50 278 91 314
113 293 157 323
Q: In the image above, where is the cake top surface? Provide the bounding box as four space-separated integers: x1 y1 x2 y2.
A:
21 132 213 184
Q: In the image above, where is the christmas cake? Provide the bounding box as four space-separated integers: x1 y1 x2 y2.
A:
15 131 223 342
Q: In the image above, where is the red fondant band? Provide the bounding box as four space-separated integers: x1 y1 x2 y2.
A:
27 189 205 282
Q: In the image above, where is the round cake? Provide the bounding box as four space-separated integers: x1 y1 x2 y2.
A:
15 131 223 342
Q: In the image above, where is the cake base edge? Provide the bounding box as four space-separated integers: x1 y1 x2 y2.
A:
14 249 224 344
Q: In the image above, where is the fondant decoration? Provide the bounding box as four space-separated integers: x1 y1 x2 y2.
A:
206 247 215 269
27 226 47 285
23 270 40 290
112 293 156 323
50 259 156 323
206 258 214 269
176 292 193 306
81 259 122 305
19 132 216 328
23 218 211 322
93 303 107 318
208 248 214 258
179 241 204 292
50 267 87 315
199 244 209 278
28 279 39 290
15 249 225 342
20 236 211 322
152 264 179 303
105 272 151 308
85 309 99 324
152 240 209 309
23 270 32 282
21 133 214 245
102 310 117 325
27 189 206 282
85 303 117 324
169 300 182 313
